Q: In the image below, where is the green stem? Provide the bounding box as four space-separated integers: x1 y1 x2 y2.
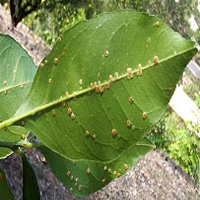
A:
0 140 43 149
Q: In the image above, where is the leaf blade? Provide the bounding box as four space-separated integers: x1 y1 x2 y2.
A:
0 34 37 158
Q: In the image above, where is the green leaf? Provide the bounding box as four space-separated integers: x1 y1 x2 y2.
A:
21 151 40 200
0 167 15 200
0 34 37 158
0 126 28 159
0 11 197 168
40 137 153 197
5 10 196 161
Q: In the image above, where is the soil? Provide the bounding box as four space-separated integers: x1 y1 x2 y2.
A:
0 4 199 200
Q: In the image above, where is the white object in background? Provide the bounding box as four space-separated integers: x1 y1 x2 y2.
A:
187 60 200 79
169 85 200 124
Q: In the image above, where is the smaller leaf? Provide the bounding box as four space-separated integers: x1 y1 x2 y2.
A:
0 148 12 159
0 33 36 159
0 126 29 159
21 151 40 200
0 167 15 200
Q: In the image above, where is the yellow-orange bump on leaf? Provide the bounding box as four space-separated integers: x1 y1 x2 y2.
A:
156 21 160 27
127 120 131 127
21 134 26 139
153 56 158 65
92 134 96 140
124 164 128 171
87 168 91 174
67 171 71 177
51 109 56 117
71 113 76 120
127 67 133 79
79 185 82 191
137 64 142 76
104 50 109 57
129 97 133 104
3 80 7 86
112 129 117 137
79 79 83 85
109 75 113 82
75 178 79 183
62 101 66 107
142 112 147 120
57 37 62 43
117 172 121 178
85 130 90 137
67 107 72 115
65 91 69 97
39 63 44 69
54 57 58 65
114 72 119 79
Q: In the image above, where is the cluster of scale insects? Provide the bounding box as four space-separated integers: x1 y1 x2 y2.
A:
65 162 129 193
46 51 159 126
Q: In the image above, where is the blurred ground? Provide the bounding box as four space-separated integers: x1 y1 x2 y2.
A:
0 4 199 200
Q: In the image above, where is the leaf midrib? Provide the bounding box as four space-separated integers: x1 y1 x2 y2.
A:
0 81 33 94
0 46 195 130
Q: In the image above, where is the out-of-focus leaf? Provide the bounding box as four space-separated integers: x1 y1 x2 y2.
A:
0 167 15 200
22 151 40 200
0 34 37 158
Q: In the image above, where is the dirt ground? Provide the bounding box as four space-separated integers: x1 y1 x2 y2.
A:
0 4 199 200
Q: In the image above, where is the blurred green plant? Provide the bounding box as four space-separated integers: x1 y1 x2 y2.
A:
148 110 200 185
167 123 199 185
183 68 200 101
23 6 86 45
194 92 200 107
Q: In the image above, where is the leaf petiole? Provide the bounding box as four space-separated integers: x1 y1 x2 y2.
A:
0 140 43 149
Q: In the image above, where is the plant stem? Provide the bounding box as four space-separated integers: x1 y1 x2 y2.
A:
0 140 42 149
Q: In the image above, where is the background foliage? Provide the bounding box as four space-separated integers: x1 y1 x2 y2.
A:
148 109 200 185
3 0 198 46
